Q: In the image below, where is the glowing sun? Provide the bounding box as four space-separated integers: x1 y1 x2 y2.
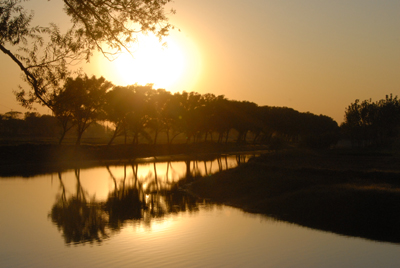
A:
112 35 186 90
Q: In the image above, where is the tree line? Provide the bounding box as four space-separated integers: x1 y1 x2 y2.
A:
342 94 400 147
1 75 340 148
3 2 397 150
0 110 107 142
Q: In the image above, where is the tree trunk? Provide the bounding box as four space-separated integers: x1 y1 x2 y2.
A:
58 130 67 145
218 132 223 143
107 124 121 146
132 132 139 145
107 133 117 146
166 129 170 144
225 129 230 143
243 130 248 143
75 132 83 145
153 130 158 145
253 132 260 144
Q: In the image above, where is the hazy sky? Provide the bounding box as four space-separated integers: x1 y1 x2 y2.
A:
0 0 399 123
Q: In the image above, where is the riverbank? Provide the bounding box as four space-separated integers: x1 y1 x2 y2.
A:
187 148 400 243
0 143 267 177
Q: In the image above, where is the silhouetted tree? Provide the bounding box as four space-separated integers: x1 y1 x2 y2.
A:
53 75 112 145
300 113 340 149
213 97 234 143
104 86 135 145
125 84 153 145
24 112 58 137
342 94 400 147
146 88 173 144
51 91 76 144
172 91 204 143
0 112 23 136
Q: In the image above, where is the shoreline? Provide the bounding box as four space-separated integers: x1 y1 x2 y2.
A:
186 149 400 244
0 143 267 177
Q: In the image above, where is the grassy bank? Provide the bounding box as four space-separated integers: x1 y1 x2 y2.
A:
187 149 400 243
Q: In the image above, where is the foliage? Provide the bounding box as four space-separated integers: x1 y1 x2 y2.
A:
342 94 400 147
101 88 340 148
1 86 340 148
52 75 112 145
0 111 58 137
104 84 154 145
0 0 173 108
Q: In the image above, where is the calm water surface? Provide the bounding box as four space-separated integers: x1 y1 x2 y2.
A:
1 155 400 267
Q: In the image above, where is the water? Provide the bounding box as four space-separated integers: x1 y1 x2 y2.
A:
1 155 400 267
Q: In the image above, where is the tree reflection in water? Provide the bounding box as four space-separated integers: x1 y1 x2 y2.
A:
49 155 253 245
49 170 110 245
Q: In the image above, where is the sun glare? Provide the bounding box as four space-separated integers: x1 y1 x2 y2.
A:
112 35 186 90
88 32 202 93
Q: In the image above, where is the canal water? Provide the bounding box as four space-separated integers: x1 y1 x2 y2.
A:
1 155 399 267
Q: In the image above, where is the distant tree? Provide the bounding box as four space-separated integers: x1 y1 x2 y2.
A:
230 101 260 143
195 93 219 142
213 97 234 143
261 107 301 142
374 95 400 145
51 89 77 144
104 86 136 145
53 75 112 145
125 84 153 145
38 114 59 137
146 88 172 144
342 94 400 147
174 91 205 143
4 111 23 120
0 111 23 136
300 113 340 149
23 112 58 137
24 112 41 136
163 92 185 144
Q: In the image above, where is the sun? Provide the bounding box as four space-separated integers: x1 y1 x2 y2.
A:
88 32 202 93
112 35 186 90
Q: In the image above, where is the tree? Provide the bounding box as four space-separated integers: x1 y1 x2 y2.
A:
125 84 153 145
3 110 22 120
342 94 400 147
299 113 340 149
51 90 77 144
1 110 23 136
54 75 112 145
104 86 136 145
146 88 172 145
213 97 234 143
174 91 204 143
1 0 173 109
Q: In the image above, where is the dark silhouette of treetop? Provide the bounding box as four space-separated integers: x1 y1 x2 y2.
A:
52 75 112 145
342 94 400 147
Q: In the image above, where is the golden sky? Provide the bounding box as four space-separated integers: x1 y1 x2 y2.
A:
0 0 399 123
